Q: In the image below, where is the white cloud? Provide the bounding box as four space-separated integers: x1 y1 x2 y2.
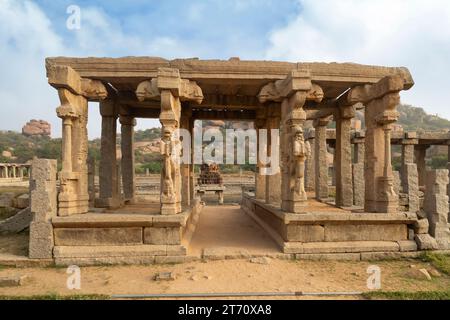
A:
0 0 66 137
266 0 450 119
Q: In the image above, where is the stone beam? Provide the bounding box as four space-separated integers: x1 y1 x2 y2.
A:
47 65 108 101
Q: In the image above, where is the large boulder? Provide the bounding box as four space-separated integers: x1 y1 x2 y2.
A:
22 119 51 137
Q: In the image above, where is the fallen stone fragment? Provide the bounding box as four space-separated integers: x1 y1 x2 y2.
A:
418 269 432 281
154 272 176 281
0 275 28 287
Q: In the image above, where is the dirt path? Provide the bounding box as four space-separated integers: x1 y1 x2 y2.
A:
188 205 279 256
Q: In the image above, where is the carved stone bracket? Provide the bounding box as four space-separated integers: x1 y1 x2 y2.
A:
136 68 204 104
257 70 323 104
48 65 108 101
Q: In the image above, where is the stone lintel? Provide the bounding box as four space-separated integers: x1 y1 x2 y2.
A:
347 75 406 105
48 65 108 101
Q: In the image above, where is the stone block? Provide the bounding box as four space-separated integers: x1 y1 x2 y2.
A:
54 227 143 246
414 234 438 250
413 218 429 234
53 245 167 258
29 221 54 259
301 241 400 254
397 240 418 252
285 224 324 242
0 275 28 287
295 253 360 261
0 193 15 208
144 227 181 245
324 224 407 242
15 194 29 209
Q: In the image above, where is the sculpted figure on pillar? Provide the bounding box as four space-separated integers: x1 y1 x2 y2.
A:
292 126 310 198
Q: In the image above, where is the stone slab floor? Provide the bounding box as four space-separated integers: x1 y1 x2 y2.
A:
188 205 280 257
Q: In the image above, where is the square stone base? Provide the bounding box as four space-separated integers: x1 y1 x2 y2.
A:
241 194 419 255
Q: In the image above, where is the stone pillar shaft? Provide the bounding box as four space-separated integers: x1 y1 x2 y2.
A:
335 109 354 208
415 145 428 188
265 116 281 204
120 116 136 204
314 120 329 200
305 131 316 192
97 100 120 209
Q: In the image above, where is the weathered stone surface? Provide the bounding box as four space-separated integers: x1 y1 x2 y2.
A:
352 163 365 207
0 207 32 234
15 194 30 209
29 221 54 259
285 224 324 242
144 227 181 245
0 275 28 287
53 245 168 258
54 227 143 246
397 240 418 252
286 241 400 254
413 218 429 234
414 234 438 250
324 224 407 242
295 253 360 261
154 272 176 281
402 163 419 213
0 193 15 208
424 169 450 249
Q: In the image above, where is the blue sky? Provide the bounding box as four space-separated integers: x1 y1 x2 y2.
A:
1 0 450 138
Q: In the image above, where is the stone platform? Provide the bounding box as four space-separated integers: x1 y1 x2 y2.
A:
51 200 203 266
241 193 419 255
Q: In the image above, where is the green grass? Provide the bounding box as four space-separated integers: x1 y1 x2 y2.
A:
364 290 450 300
420 252 450 275
0 293 110 300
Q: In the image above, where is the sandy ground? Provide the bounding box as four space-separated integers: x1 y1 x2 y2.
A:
0 205 449 299
0 257 449 299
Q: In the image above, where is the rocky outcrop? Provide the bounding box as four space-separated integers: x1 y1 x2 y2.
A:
22 119 51 137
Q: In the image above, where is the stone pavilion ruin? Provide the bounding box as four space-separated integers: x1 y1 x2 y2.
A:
25 57 450 265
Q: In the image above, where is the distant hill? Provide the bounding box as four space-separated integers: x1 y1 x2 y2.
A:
397 104 450 131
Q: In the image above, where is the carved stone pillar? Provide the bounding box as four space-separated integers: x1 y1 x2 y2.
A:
120 115 136 204
352 131 365 207
160 90 182 215
305 129 316 192
96 99 121 209
136 67 204 215
358 76 405 213
257 70 323 212
56 89 89 216
335 105 355 208
281 93 309 213
48 65 107 216
314 117 331 201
